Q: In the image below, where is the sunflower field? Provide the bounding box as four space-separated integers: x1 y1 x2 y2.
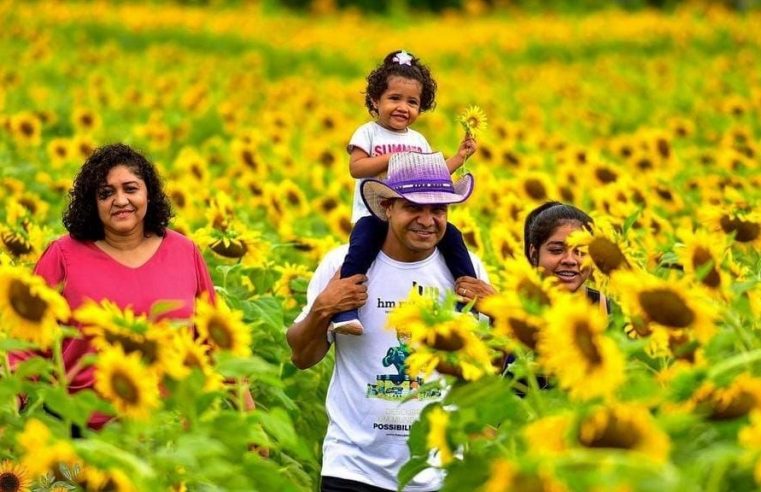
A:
1 0 760 490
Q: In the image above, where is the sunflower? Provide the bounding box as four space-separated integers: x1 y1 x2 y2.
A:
537 294 625 401
274 263 312 309
522 413 573 456
701 204 761 249
480 292 545 351
174 329 223 391
173 146 210 185
17 419 79 478
577 403 670 462
448 208 484 254
489 225 522 264
566 220 632 280
389 289 495 381
194 296 252 357
71 133 96 161
614 270 717 344
71 107 101 134
77 299 186 379
426 406 453 465
9 112 41 146
740 411 761 484
482 459 568 492
458 105 488 137
512 171 557 204
674 228 729 294
0 266 70 348
231 139 269 178
95 345 160 420
495 257 556 312
691 373 761 421
0 461 31 492
279 179 309 217
325 206 353 240
47 138 74 168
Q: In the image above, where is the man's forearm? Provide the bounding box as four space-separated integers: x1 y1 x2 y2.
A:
286 307 332 370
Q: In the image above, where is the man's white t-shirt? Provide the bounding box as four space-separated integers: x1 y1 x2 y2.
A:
295 245 489 491
348 122 432 223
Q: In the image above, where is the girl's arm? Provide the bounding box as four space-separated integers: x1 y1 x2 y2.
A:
349 147 392 178
445 135 477 173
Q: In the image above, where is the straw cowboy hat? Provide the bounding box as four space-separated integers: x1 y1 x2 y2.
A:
360 152 474 221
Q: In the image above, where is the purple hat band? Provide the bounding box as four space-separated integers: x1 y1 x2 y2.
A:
389 178 454 194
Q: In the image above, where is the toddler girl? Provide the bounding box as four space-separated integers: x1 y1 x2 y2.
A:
332 49 477 335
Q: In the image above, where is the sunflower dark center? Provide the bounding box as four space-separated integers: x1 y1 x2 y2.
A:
319 150 335 166
104 332 159 364
9 279 48 322
588 237 628 275
241 149 256 169
720 215 760 242
20 121 34 137
638 289 695 328
0 471 21 491
208 318 233 349
210 239 247 259
573 321 602 365
463 230 477 248
508 317 538 350
286 190 301 206
320 198 338 213
524 179 547 200
516 278 551 306
2 233 33 256
430 331 465 352
339 217 352 236
691 247 720 288
500 241 515 259
580 412 641 450
111 372 140 404
595 168 617 184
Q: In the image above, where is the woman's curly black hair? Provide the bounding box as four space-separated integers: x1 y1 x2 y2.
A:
364 50 437 116
524 201 593 265
63 143 172 241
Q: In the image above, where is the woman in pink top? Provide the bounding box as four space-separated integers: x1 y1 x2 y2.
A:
16 143 217 430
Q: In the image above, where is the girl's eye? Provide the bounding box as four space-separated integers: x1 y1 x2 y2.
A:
98 190 112 200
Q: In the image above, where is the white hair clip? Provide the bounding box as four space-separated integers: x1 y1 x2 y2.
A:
393 51 413 66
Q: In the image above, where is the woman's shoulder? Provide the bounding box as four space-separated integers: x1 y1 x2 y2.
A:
48 234 90 253
162 229 202 253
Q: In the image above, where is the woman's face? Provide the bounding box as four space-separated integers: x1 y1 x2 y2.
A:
532 222 590 292
96 165 148 237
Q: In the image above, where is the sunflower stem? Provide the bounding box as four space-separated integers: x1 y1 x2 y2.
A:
708 348 761 379
237 377 246 414
52 331 73 431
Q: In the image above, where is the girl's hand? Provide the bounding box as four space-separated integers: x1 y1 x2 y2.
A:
457 135 477 161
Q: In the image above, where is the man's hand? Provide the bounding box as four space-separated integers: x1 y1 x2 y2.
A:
287 272 368 369
314 272 368 316
455 276 496 310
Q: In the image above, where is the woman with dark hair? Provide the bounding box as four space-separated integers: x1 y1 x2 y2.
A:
13 143 221 430
523 201 609 312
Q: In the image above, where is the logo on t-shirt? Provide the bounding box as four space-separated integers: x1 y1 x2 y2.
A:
366 281 442 402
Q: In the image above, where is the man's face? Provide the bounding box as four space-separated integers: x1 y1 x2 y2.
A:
383 198 447 261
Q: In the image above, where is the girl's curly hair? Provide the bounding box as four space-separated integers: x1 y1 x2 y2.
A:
364 50 437 116
63 143 172 241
